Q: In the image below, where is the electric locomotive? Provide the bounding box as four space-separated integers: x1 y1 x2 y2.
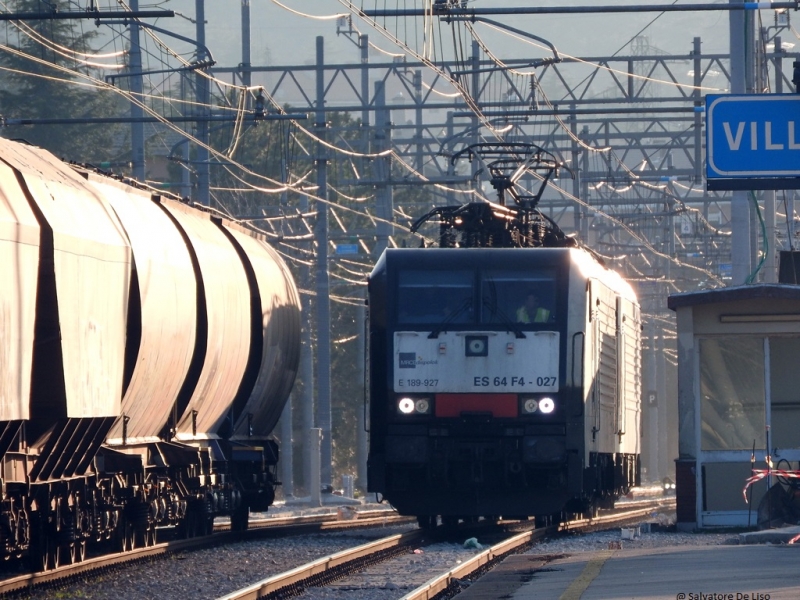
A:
367 199 641 526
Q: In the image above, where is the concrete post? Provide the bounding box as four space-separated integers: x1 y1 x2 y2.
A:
644 319 660 482
446 111 456 205
240 0 251 89
470 41 480 191
693 38 703 184
765 191 777 283
129 0 145 182
414 69 424 173
314 37 333 492
356 297 368 492
656 331 669 481
279 397 294 498
374 80 393 256
195 0 210 205
301 311 314 496
342 474 355 499
360 34 370 176
730 0 751 284
570 104 582 235
180 76 191 199
310 428 322 507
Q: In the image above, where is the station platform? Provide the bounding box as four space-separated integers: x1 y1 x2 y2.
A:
455 542 800 599
739 525 800 545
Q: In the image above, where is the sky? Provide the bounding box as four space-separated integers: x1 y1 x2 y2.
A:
152 1 743 71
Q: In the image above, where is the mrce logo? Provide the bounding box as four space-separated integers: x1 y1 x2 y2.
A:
399 353 417 369
398 353 438 369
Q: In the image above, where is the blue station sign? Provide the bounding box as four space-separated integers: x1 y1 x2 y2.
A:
706 94 800 180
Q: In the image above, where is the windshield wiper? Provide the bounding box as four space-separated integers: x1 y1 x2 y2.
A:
483 296 526 339
483 279 526 339
427 297 472 339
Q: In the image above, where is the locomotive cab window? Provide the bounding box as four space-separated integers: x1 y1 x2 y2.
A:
480 270 557 325
396 270 474 324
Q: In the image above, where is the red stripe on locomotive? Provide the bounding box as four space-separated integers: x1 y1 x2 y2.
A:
434 394 517 418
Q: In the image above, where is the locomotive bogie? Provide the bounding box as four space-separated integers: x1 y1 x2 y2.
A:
368 247 641 521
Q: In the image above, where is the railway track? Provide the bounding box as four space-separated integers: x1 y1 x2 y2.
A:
0 507 411 597
219 497 676 600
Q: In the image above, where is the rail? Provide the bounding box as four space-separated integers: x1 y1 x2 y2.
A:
217 529 426 600
401 500 676 600
218 498 675 600
0 509 412 596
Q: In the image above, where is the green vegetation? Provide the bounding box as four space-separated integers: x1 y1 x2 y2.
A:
0 0 126 163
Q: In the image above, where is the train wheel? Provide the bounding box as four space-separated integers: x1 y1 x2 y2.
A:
441 516 458 529
145 526 156 547
180 501 209 537
34 538 52 572
121 521 136 552
66 543 77 565
187 512 198 538
133 524 147 549
231 506 249 532
179 504 202 538
49 541 60 570
534 515 549 528
28 514 50 572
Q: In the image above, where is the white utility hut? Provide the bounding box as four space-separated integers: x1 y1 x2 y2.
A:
669 284 800 530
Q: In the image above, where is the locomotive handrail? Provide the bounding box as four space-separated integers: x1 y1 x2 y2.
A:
363 311 370 434
452 331 499 336
571 331 585 417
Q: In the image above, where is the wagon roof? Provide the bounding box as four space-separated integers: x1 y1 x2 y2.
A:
668 283 800 310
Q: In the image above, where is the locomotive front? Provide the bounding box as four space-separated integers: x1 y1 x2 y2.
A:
368 248 581 523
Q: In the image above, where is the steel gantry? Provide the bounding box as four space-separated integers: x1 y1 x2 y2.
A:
203 27 799 490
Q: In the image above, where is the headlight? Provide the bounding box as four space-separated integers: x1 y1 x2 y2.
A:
522 398 539 414
520 395 556 415
397 396 433 415
398 398 415 414
538 397 555 414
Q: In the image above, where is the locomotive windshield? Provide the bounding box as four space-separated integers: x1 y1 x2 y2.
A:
397 270 474 324
395 267 557 325
482 270 557 325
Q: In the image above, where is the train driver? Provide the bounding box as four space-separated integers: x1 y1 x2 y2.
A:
516 292 550 323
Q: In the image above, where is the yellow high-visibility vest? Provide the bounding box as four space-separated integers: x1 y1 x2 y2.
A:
516 306 550 323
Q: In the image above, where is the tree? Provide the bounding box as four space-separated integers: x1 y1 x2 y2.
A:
0 0 126 162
